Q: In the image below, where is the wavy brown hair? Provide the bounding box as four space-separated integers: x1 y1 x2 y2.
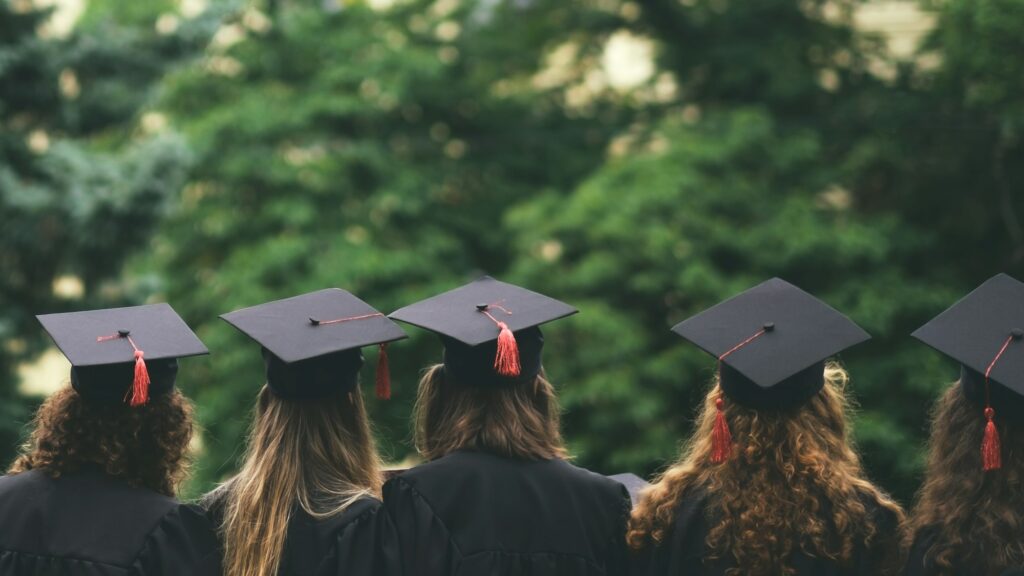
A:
8 387 194 496
215 386 382 576
906 383 1024 575
414 364 568 461
627 363 904 576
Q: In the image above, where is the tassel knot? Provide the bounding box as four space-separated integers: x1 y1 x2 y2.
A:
711 397 733 464
982 406 1002 471
494 322 521 377
376 343 391 400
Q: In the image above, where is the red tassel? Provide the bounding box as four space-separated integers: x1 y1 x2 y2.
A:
711 397 733 464
129 350 150 407
376 343 391 400
494 322 520 377
982 407 1002 471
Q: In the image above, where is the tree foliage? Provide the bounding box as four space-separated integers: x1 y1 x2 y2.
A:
0 0 213 465
5 0 1024 505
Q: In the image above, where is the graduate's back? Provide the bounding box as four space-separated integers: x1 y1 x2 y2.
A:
385 450 630 576
210 289 406 576
629 279 904 576
0 467 217 575
1 305 218 576
627 369 902 576
385 277 632 576
905 275 1024 576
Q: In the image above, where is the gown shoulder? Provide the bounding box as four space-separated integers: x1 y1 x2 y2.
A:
288 495 400 576
629 487 711 576
0 469 219 575
384 451 631 576
200 486 399 576
631 486 901 576
131 502 222 576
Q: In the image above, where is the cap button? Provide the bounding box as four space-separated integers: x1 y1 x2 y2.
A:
762 322 775 332
476 303 489 311
1012 328 1023 340
117 329 131 337
308 317 320 326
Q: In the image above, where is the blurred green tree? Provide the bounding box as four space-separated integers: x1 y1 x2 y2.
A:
148 0 1024 503
0 0 214 466
6 0 1023 508
149 0 633 492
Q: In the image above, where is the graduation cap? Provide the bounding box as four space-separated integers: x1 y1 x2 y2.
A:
912 273 1024 472
389 276 577 387
671 278 871 463
221 288 407 400
37 303 208 406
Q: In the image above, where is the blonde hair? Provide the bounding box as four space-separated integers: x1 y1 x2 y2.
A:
218 386 382 576
414 364 568 461
906 383 1024 575
628 363 904 576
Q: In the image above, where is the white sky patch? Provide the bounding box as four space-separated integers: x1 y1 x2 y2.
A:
18 347 70 397
156 13 180 35
602 30 655 91
210 23 246 50
52 275 84 299
855 0 935 60
179 0 207 18
532 41 579 90
141 112 169 134
33 0 84 38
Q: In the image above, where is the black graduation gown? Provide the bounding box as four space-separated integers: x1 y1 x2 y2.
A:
382 449 631 576
202 490 400 576
631 488 899 576
904 528 945 576
904 527 1024 576
0 468 220 576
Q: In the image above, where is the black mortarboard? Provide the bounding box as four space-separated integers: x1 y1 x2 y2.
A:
389 276 577 387
37 303 208 405
220 288 407 400
912 273 1024 471
672 278 871 410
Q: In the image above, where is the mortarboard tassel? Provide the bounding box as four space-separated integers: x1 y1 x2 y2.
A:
711 397 733 464
710 324 771 464
98 331 151 407
494 322 521 377
129 350 151 407
477 303 521 377
982 407 1002 471
980 332 1016 472
376 343 391 400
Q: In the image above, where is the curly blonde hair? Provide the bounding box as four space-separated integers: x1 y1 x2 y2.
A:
9 387 194 496
627 363 903 576
906 383 1024 575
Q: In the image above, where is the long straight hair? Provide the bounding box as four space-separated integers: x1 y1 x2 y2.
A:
414 364 568 461
628 363 904 576
906 383 1024 575
217 386 382 576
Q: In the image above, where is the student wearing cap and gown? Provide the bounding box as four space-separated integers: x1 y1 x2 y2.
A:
384 277 632 576
905 273 1024 576
202 289 405 576
628 278 904 576
0 304 220 575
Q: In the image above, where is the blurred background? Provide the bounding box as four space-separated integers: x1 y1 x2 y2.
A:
2 0 1022 502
